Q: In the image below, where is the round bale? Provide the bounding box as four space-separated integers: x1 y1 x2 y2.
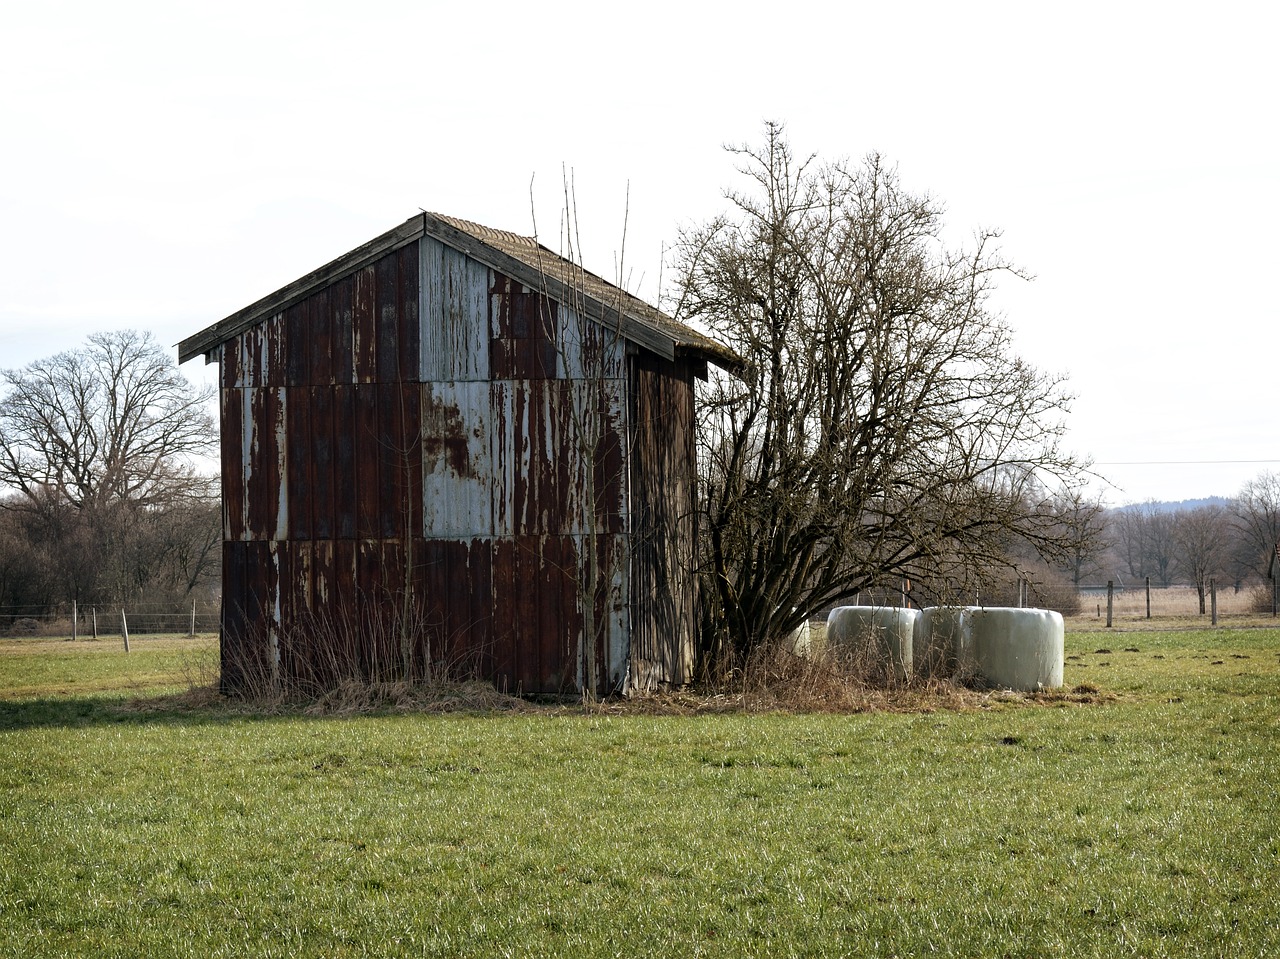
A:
826 606 918 682
960 607 1064 691
914 606 968 680
784 617 814 658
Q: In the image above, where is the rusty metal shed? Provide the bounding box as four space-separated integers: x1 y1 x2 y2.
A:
179 212 737 696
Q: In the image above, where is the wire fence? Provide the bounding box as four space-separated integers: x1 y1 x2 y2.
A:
0 601 221 639
1075 581 1276 620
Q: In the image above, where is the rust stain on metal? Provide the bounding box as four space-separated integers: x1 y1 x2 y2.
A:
421 385 474 478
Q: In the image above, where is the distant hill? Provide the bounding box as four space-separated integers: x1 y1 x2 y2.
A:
1110 496 1230 514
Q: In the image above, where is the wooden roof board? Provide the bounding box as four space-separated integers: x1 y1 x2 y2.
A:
178 212 740 372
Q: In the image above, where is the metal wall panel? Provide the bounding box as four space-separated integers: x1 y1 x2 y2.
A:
420 237 489 381
422 381 493 537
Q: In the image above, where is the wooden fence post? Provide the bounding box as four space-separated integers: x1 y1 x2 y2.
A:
189 600 197 638
71 600 77 642
1210 578 1218 626
121 608 130 653
1145 576 1151 620
1106 580 1114 628
92 608 98 640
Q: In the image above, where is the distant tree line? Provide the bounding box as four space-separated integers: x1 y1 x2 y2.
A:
1022 473 1280 614
0 331 220 628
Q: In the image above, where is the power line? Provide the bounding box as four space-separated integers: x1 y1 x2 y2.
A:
1095 459 1280 466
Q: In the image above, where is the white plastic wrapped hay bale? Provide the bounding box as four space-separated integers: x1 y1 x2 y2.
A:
783 618 814 657
959 607 1064 691
826 606 918 681
914 606 967 679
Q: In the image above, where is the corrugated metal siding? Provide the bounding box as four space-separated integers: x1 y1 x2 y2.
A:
219 236 690 696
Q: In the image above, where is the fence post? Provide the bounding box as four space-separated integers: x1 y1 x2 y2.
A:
1145 577 1151 620
121 608 130 653
1210 578 1218 626
92 608 98 640
189 599 197 638
1106 580 1114 628
72 600 78 642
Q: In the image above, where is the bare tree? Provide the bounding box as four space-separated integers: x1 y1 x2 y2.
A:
1230 470 1280 583
1111 501 1179 587
0 330 217 607
1 329 214 509
670 124 1089 665
1043 488 1109 586
1174 504 1231 614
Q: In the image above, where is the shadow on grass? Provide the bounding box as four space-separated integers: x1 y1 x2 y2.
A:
0 680 534 731
0 689 282 731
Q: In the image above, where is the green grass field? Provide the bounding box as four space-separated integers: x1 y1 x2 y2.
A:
1 629 1277 957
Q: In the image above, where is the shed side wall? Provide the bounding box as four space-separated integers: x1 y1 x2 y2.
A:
218 238 662 696
628 353 698 689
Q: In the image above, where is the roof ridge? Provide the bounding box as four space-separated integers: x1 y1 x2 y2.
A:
429 212 539 252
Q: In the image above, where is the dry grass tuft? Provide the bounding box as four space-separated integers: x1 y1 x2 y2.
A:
303 679 528 716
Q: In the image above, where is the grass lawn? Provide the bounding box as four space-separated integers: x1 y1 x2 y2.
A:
1 628 1277 958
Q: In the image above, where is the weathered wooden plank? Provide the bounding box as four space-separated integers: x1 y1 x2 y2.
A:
489 538 516 692
285 301 309 387
402 383 423 538
273 541 301 680
353 265 378 384
421 237 490 381
332 385 357 539
243 386 285 540
552 535 578 691
397 243 420 384
514 536 544 693
627 354 698 689
221 387 246 541
331 538 359 674
286 386 312 541
221 336 242 390
356 539 387 677
331 278 355 385
419 235 445 379
244 387 268 539
220 540 248 692
488 382 514 537
377 383 404 539
376 253 400 383
309 386 335 539
443 244 489 381
353 384 380 540
440 247 471 378
308 287 334 387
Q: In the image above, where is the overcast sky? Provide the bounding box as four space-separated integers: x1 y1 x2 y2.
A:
2 0 1275 505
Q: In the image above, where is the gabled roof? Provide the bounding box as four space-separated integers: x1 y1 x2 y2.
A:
178 211 740 371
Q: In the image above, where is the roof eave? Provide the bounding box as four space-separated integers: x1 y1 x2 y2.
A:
177 216 425 364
